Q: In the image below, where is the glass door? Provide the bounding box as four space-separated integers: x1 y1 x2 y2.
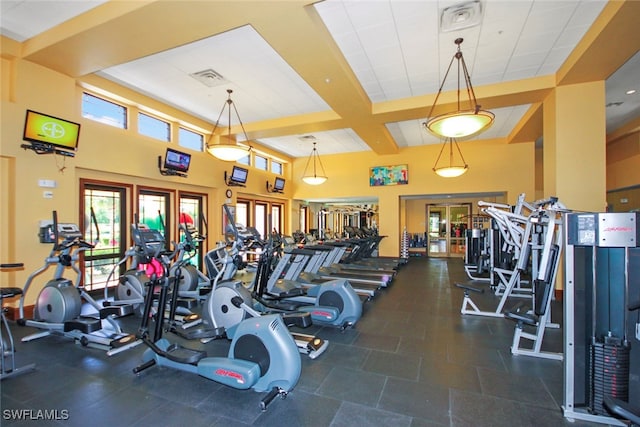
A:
449 204 470 256
426 203 471 257
81 183 128 291
427 205 447 257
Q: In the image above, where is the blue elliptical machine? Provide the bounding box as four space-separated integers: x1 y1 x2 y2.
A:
130 221 301 410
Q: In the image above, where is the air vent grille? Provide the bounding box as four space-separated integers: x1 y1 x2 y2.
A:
441 1 483 33
298 135 317 142
190 69 227 87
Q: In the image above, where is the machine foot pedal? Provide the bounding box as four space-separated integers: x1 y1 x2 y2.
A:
165 343 206 365
100 304 134 319
111 334 138 348
176 298 198 310
64 317 102 333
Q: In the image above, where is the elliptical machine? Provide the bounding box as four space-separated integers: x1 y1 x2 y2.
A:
104 222 201 328
17 211 140 356
131 221 301 410
221 205 362 330
170 221 213 301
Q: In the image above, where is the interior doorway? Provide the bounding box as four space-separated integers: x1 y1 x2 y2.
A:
426 203 471 257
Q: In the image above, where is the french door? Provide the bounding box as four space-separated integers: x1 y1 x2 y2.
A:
426 203 471 258
81 181 129 291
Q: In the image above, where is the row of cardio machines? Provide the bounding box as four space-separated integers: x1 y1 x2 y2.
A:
268 229 406 300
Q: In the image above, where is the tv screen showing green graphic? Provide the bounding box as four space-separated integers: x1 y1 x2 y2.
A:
23 110 81 152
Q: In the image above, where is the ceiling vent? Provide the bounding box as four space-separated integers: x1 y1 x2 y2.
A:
440 1 483 33
190 69 227 87
298 135 317 142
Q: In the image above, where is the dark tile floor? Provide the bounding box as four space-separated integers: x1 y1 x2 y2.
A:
1 257 612 426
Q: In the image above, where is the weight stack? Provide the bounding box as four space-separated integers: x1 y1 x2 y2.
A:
589 336 630 415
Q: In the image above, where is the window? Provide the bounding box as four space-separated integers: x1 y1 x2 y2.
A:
255 154 268 171
179 127 203 151
81 182 128 292
235 201 249 229
139 112 170 141
179 194 205 271
82 92 127 129
271 160 283 175
271 204 282 234
236 155 250 166
300 205 308 233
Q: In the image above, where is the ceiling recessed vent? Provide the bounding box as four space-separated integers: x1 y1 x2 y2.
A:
440 1 483 33
298 135 317 142
190 69 227 87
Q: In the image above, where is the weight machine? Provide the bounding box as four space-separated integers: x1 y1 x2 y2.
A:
563 212 639 425
457 197 566 319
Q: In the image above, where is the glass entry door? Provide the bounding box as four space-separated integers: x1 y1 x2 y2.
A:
426 203 471 257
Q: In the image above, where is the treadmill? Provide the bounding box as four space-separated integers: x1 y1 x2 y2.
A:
318 239 397 286
271 242 378 299
302 242 393 289
343 226 406 269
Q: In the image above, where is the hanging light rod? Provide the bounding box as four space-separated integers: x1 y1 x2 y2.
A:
206 89 252 162
424 38 494 139
433 137 468 178
302 141 328 185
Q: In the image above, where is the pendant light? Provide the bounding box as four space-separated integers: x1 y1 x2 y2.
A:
424 38 494 139
433 137 468 178
301 142 327 185
206 89 252 161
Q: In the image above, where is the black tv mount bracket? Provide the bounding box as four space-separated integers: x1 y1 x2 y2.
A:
158 155 187 178
21 143 75 157
266 181 282 193
224 171 246 187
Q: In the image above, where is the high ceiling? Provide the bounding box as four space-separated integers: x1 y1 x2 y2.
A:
1 0 639 159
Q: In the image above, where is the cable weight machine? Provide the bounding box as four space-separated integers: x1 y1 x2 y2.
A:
563 212 639 425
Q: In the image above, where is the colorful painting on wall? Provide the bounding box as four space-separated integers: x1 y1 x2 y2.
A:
369 164 408 186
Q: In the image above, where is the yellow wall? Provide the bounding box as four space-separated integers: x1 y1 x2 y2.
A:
292 139 536 256
607 132 640 191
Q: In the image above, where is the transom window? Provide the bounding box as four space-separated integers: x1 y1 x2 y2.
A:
82 93 127 129
139 112 170 142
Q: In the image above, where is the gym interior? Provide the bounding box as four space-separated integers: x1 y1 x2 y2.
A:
1 1 639 426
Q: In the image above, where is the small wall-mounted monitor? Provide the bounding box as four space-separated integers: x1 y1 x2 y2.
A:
274 177 285 192
22 110 81 154
228 165 249 185
164 148 191 173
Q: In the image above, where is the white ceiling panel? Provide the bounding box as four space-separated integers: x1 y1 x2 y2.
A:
98 25 330 125
0 0 107 41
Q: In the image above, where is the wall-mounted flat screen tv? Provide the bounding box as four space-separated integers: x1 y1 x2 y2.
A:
164 148 191 173
274 177 285 192
23 110 81 152
230 166 249 184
